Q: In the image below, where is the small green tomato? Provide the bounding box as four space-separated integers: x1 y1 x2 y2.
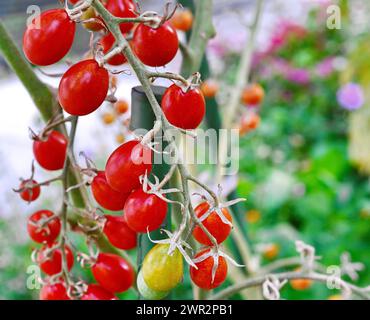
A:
142 243 183 292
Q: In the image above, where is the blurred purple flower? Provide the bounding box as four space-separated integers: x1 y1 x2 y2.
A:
315 57 335 77
337 83 364 110
207 37 227 59
286 68 310 85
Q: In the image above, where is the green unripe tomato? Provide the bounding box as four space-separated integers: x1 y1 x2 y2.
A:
137 270 169 300
142 243 183 292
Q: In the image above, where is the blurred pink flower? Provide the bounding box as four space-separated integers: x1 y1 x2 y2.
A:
286 68 310 85
337 83 364 110
315 57 335 77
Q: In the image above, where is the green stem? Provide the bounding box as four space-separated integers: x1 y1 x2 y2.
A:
0 20 54 121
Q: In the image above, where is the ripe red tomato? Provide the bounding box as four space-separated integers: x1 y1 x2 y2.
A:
190 249 228 290
105 0 137 34
33 130 68 171
124 189 167 233
38 244 74 276
161 84 205 129
40 282 69 300
27 210 61 244
105 140 152 193
81 284 118 300
241 83 265 106
132 22 179 67
103 215 137 250
23 9 75 66
100 32 127 66
91 171 130 211
92 253 135 293
19 179 40 202
68 0 79 4
192 202 232 246
58 59 109 116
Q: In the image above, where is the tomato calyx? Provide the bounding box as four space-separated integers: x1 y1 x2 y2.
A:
147 229 196 268
64 0 94 21
137 3 181 29
192 247 243 283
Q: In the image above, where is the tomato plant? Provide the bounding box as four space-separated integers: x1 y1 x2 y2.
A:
23 9 75 66
241 83 265 106
192 202 232 246
100 32 127 66
39 282 69 300
132 22 179 67
91 171 129 211
105 140 152 193
106 0 137 34
27 210 61 244
81 284 118 300
58 59 109 116
103 215 137 250
33 130 67 171
19 179 40 202
123 188 167 233
38 244 74 276
161 84 206 129
91 253 135 293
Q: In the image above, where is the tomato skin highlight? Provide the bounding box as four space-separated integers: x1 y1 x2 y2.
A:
33 130 68 171
142 244 183 292
38 244 74 276
124 189 167 233
161 84 206 129
40 282 70 300
192 202 232 246
19 179 40 202
105 140 152 193
103 215 137 250
105 0 137 34
132 23 179 67
92 253 135 293
81 284 118 300
23 9 75 66
27 210 61 244
91 171 129 211
190 249 228 290
58 59 109 116
100 32 127 66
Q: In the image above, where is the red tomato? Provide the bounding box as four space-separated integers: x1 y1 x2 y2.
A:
124 189 167 233
58 59 109 116
81 284 118 300
68 0 79 4
103 215 137 250
91 171 130 211
241 83 264 106
23 9 75 66
92 253 135 293
190 249 228 290
27 210 61 244
161 84 205 129
105 0 137 34
100 32 127 66
105 140 152 193
192 202 232 246
40 282 70 300
19 179 40 202
132 23 178 67
33 130 68 171
38 244 74 276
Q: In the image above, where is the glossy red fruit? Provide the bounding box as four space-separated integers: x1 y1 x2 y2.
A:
38 244 74 276
58 59 109 116
103 215 137 250
40 282 69 300
92 253 135 293
132 22 179 67
19 179 40 202
91 171 130 211
192 202 232 246
105 140 152 193
161 84 206 129
190 249 228 290
33 130 68 171
124 189 167 233
106 0 137 33
27 210 61 244
23 9 75 66
81 284 118 300
100 32 127 66
68 0 79 4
